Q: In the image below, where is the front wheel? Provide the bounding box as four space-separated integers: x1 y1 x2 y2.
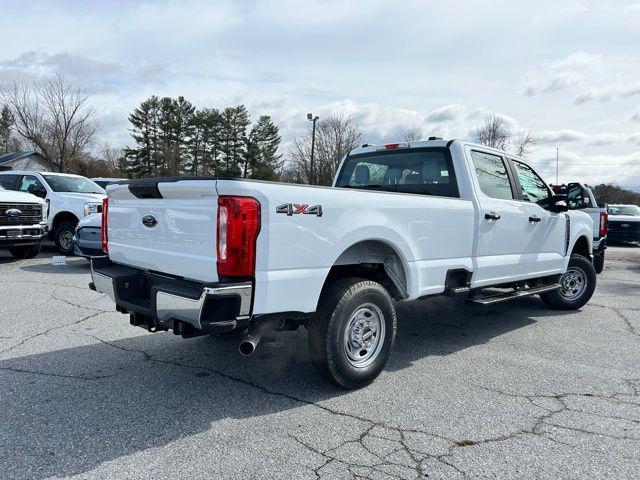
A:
9 244 41 259
540 255 596 310
54 221 77 255
308 278 397 389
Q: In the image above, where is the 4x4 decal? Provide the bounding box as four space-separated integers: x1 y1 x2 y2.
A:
276 203 323 217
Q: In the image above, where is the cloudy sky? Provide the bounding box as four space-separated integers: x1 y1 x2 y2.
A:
1 0 639 187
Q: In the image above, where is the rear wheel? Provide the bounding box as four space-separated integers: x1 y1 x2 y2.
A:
9 244 41 259
540 255 596 310
308 278 397 389
54 220 77 255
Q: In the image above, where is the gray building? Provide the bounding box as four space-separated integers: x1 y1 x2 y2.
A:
0 151 57 171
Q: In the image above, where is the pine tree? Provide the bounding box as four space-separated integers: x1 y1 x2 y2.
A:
246 115 282 180
124 96 161 177
220 105 249 176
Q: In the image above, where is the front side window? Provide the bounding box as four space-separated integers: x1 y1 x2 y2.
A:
471 151 513 200
512 161 551 206
19 175 45 193
42 175 104 194
334 148 459 197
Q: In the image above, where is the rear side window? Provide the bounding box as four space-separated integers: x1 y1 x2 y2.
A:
512 161 551 205
471 151 513 200
0 174 20 190
334 148 459 198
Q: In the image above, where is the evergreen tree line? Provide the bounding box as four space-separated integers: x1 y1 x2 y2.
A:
122 96 282 179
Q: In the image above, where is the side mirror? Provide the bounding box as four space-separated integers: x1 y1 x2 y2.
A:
28 184 47 198
551 194 568 212
566 182 587 210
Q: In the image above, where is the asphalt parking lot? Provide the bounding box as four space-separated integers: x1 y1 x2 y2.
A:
1 246 639 480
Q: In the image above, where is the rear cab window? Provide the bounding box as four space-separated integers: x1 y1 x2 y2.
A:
334 147 459 198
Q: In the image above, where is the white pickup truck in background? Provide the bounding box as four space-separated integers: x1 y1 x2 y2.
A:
0 171 105 254
91 139 596 388
0 185 48 259
552 183 608 273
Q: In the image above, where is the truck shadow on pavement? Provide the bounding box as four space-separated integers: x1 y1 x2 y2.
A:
0 293 574 479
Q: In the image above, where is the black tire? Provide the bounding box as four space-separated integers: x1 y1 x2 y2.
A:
53 220 77 255
540 255 596 310
593 250 605 274
308 277 397 389
9 244 41 259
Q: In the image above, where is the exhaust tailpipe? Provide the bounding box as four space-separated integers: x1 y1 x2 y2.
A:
239 335 260 356
238 317 285 356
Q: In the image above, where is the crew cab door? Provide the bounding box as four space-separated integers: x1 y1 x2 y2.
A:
467 149 529 287
509 159 566 276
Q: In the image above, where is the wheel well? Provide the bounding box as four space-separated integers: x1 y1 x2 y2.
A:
321 240 408 301
51 212 79 232
571 236 590 259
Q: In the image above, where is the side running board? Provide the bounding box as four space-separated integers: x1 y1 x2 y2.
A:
467 284 560 306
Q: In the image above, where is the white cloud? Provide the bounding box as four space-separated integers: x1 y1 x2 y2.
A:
424 104 465 123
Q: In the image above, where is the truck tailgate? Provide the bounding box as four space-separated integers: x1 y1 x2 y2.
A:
107 179 219 282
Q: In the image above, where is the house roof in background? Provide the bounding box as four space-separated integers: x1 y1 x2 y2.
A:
0 151 45 165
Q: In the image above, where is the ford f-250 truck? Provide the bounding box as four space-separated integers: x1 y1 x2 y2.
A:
0 185 48 259
90 139 596 388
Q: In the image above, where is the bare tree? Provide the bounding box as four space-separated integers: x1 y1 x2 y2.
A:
287 114 363 185
0 74 97 172
512 130 536 158
472 114 511 150
473 114 537 158
400 127 423 142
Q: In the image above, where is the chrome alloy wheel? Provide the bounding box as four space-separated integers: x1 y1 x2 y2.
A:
559 266 587 301
343 303 386 368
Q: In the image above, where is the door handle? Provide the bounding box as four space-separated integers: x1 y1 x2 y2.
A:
528 215 541 223
485 212 501 220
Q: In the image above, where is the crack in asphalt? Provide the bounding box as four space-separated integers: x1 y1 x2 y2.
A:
0 310 105 355
2 264 639 478
591 303 639 338
84 330 640 479
0 365 114 380
2 279 90 292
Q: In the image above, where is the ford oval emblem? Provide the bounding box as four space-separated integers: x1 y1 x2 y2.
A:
142 214 158 228
5 208 22 217
621 224 630 228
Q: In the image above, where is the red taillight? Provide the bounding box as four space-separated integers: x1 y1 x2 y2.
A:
217 196 260 277
101 197 109 253
385 143 400 149
599 211 608 237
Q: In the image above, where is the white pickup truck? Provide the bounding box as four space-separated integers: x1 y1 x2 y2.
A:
0 185 48 259
91 139 596 388
0 171 106 254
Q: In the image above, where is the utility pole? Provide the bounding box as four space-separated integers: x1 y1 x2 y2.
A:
556 147 559 185
307 113 319 184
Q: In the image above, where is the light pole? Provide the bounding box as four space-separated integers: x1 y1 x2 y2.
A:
307 113 319 184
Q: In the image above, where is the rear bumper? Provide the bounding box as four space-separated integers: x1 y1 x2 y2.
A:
90 257 252 334
593 236 606 253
